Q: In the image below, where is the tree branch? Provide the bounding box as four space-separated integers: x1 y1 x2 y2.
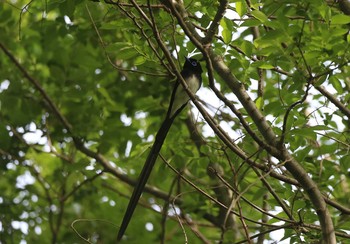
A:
315 85 350 119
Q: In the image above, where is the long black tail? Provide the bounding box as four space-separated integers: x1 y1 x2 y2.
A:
117 116 175 241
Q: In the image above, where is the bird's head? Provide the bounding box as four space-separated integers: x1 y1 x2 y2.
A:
184 57 203 74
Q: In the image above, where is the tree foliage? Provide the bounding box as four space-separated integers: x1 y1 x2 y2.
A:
1 0 350 243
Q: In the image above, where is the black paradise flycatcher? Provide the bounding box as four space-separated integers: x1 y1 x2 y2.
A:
117 57 203 241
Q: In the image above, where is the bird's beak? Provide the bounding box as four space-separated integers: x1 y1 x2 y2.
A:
185 56 190 62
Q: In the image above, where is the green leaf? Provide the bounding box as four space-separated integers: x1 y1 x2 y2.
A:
340 155 350 174
290 127 317 141
255 96 263 109
240 19 261 27
220 17 233 43
134 56 146 65
258 63 274 69
251 9 269 23
331 14 350 24
105 42 131 52
235 1 247 17
251 60 274 69
240 40 254 56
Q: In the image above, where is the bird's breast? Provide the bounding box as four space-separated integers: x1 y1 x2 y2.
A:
168 74 201 118
186 74 201 93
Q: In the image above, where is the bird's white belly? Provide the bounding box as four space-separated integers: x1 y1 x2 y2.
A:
170 75 200 117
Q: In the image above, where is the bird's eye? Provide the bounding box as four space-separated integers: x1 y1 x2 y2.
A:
191 61 197 66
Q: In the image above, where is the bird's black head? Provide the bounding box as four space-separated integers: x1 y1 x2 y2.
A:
183 57 203 74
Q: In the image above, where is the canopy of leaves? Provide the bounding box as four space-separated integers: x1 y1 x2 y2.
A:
1 0 350 243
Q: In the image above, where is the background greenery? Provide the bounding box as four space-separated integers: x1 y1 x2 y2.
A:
1 0 350 243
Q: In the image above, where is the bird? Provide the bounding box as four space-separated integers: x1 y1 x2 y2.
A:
117 57 203 241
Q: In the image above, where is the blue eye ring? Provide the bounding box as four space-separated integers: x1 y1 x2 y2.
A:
191 61 197 66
